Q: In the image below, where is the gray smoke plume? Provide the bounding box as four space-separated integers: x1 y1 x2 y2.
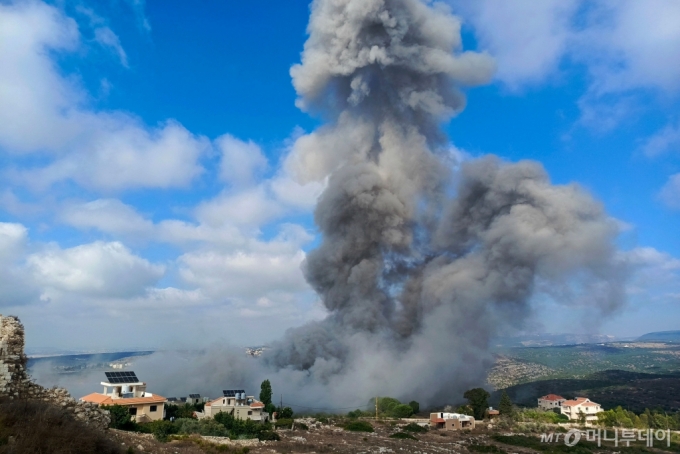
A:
37 0 625 409
260 0 626 408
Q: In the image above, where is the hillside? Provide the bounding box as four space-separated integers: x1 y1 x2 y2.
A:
492 369 680 413
637 331 680 342
489 341 680 388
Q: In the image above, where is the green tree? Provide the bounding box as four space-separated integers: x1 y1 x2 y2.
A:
392 404 414 418
260 379 276 416
577 409 587 425
276 406 294 419
456 405 474 416
377 397 401 415
260 380 272 407
408 401 420 415
102 404 137 430
499 390 514 417
463 388 490 421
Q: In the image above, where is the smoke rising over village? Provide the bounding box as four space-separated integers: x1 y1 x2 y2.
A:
257 0 627 407
29 0 629 408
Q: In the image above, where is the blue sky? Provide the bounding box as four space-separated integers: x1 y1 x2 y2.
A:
1 0 679 352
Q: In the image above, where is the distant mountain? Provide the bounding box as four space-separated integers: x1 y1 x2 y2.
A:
637 330 680 342
494 333 617 348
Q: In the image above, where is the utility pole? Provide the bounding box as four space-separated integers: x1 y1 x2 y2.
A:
280 394 283 410
375 397 378 420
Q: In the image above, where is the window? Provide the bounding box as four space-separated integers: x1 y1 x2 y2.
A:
150 405 157 412
248 411 252 415
129 407 137 416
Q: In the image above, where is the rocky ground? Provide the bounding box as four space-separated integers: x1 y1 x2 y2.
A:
108 421 514 454
108 420 680 454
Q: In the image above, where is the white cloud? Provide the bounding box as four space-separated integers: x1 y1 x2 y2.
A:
457 0 680 131
579 0 680 96
28 241 164 298
620 247 680 301
659 173 680 210
456 0 579 90
179 249 309 300
61 198 154 236
216 134 268 188
93 26 128 67
0 223 38 306
0 2 207 192
122 0 151 33
642 120 680 157
195 186 285 229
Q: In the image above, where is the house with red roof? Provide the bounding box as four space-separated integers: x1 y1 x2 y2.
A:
559 397 603 422
538 394 566 411
80 371 166 423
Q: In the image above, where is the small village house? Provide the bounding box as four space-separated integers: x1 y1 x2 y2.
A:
187 394 202 405
429 412 475 430
487 407 500 419
538 394 566 411
559 397 603 422
80 371 167 423
199 389 269 422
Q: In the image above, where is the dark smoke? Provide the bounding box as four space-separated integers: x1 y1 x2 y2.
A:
38 0 626 409
261 0 626 407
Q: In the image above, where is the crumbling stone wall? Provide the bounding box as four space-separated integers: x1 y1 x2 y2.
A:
0 315 110 431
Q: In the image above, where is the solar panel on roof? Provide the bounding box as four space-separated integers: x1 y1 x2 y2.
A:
222 389 245 397
105 371 140 384
189 394 200 399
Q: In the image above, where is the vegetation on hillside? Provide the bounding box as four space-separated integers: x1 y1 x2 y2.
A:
346 396 420 419
597 406 680 430
344 420 374 432
492 343 680 387
492 369 680 412
0 399 122 454
464 388 491 420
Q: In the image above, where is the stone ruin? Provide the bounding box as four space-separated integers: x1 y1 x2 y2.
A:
0 314 111 431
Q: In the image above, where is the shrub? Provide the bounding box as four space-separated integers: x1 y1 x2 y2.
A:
174 417 228 437
402 422 428 433
257 430 280 441
347 409 364 419
492 435 595 454
0 398 122 454
164 403 198 420
276 406 294 419
103 404 138 431
390 432 417 440
468 444 507 454
137 420 178 441
408 401 420 414
344 420 374 432
274 418 294 429
295 422 309 430
213 412 265 438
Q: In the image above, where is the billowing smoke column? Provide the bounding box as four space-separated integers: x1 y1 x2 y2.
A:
262 0 627 408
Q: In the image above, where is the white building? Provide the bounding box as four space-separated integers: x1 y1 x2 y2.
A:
560 397 603 422
538 394 566 411
429 412 475 430
199 389 269 422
